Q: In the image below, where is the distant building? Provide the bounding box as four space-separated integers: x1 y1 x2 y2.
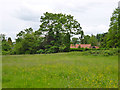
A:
70 44 99 49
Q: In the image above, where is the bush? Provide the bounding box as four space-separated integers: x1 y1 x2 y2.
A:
45 45 52 49
70 48 82 51
70 48 91 52
37 49 45 54
2 51 11 55
85 48 119 56
25 50 31 54
84 47 89 51
49 46 59 53
78 45 81 48
45 49 51 54
59 45 66 52
43 46 59 54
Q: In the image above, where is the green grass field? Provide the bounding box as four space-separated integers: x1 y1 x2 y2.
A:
2 52 118 88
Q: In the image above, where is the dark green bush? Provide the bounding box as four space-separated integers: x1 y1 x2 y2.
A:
86 48 118 56
49 46 59 53
25 50 31 54
59 45 66 52
70 48 83 51
37 49 45 54
2 51 11 55
70 48 91 52
42 46 59 54
84 47 89 51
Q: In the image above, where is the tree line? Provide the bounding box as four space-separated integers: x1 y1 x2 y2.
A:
72 8 120 48
1 7 120 55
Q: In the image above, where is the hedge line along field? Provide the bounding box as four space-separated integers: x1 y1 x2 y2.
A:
2 52 118 88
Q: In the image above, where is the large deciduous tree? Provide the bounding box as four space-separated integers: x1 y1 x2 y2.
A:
39 12 83 52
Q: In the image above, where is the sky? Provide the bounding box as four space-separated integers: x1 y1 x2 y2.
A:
0 0 119 41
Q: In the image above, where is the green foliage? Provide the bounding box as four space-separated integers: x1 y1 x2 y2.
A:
48 46 59 53
81 35 90 44
70 47 92 52
2 12 84 55
70 48 89 52
39 12 83 53
86 48 118 56
78 45 81 48
102 8 120 48
99 33 108 48
37 46 59 54
14 28 43 54
84 47 89 51
2 41 11 51
8 37 12 46
64 33 70 52
37 49 45 54
89 35 98 46
59 45 66 52
2 36 11 52
2 51 11 55
71 37 79 45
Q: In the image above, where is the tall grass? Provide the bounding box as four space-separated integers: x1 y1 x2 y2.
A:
2 52 118 88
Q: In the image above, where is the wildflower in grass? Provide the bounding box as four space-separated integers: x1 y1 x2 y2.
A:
110 80 112 83
114 84 117 88
86 78 88 81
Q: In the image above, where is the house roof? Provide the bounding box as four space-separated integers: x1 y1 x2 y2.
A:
70 44 91 48
80 44 91 48
70 44 99 49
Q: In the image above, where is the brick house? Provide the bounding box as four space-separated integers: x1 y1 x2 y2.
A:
70 44 99 49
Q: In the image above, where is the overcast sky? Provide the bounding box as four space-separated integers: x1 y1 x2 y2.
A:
0 0 119 41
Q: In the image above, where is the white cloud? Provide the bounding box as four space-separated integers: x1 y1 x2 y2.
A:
83 24 108 35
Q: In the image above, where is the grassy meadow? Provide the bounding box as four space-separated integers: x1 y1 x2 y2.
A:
2 52 118 88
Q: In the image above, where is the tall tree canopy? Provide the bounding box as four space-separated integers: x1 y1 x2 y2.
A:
106 8 120 48
39 12 83 51
8 37 12 46
15 28 43 54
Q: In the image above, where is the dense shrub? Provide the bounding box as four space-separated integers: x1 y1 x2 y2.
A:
70 48 83 51
2 50 15 55
37 49 45 54
84 47 90 51
49 46 59 53
25 50 31 54
59 45 66 52
37 46 59 54
85 48 119 56
2 51 10 55
70 48 91 52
